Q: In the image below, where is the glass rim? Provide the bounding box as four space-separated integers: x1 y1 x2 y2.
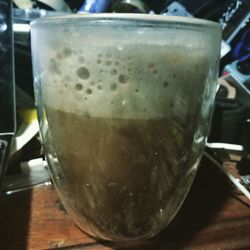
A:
31 13 221 30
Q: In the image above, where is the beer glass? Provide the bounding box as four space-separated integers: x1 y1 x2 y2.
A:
31 14 221 241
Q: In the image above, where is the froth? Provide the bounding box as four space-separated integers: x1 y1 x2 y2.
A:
41 44 211 119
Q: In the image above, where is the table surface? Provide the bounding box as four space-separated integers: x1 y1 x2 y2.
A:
0 158 250 250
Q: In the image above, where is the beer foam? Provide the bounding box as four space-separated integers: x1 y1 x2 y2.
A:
41 43 211 119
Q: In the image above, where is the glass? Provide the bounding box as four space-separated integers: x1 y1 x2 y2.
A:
31 14 221 241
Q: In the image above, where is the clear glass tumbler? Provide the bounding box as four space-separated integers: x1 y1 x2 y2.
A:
31 14 221 241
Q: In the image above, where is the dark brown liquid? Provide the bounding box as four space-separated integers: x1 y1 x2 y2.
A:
45 107 194 239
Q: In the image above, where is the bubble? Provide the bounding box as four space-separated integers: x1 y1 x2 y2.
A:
76 67 90 80
86 88 92 95
99 69 104 73
62 47 72 58
49 58 61 75
119 74 128 84
148 63 155 68
75 83 83 91
84 97 88 100
135 89 139 93
89 81 95 86
110 83 117 91
163 81 169 88
105 61 112 66
97 59 102 64
97 85 102 90
78 56 85 63
110 69 117 75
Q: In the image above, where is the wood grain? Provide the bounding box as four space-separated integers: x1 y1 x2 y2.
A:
0 158 250 250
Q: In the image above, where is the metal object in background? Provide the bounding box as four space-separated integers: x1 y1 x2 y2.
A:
224 59 250 90
0 1 16 188
3 158 51 194
14 0 71 13
35 0 71 13
111 0 150 13
160 1 192 17
78 0 112 13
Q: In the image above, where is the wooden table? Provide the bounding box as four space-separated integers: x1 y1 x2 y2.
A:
0 158 250 250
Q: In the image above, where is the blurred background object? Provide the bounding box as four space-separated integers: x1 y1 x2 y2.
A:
0 0 249 197
0 0 15 187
